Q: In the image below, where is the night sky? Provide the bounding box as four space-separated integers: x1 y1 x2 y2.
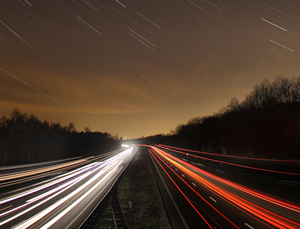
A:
1 0 299 139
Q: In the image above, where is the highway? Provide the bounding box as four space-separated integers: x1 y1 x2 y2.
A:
0 146 137 229
147 145 300 229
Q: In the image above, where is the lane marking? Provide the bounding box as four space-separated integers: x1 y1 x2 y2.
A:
209 197 217 203
245 223 255 229
182 174 185 177
192 183 196 187
149 152 190 229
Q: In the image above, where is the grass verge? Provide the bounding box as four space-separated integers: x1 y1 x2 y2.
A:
118 148 171 229
93 196 115 229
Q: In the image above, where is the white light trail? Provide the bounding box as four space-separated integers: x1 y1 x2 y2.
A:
13 158 124 229
140 74 166 91
40 162 122 229
2 148 132 228
0 179 77 227
83 0 98 11
135 11 161 29
24 17 49 37
1 69 84 116
261 18 287 32
223 7 247 21
209 196 217 202
265 4 291 18
25 171 95 203
24 0 32 7
180 59 206 75
197 21 222 36
130 34 156 51
267 48 292 61
245 223 255 229
0 203 32 218
111 6 156 36
6 162 115 228
116 0 126 8
268 39 295 52
130 29 155 46
205 0 222 11
0 164 103 222
0 35 6 42
0 20 32 48
0 163 96 204
76 16 102 35
188 0 204 11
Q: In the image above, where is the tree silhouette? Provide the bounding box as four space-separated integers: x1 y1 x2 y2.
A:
84 126 91 133
0 109 118 166
167 75 300 158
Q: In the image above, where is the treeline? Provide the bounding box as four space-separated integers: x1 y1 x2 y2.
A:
166 76 300 158
0 109 119 166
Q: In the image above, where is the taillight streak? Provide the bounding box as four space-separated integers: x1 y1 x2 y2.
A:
154 146 300 214
157 144 300 163
149 150 214 229
150 149 241 228
151 147 300 228
155 145 300 176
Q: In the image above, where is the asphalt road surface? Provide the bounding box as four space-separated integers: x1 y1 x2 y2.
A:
147 145 300 229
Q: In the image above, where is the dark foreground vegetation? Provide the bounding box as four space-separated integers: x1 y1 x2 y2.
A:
0 109 119 166
134 76 300 158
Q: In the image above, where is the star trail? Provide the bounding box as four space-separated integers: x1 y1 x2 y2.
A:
1 0 299 138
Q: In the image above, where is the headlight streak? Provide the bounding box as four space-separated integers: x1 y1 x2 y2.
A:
25 171 94 204
7 147 133 228
13 157 123 229
0 163 105 225
0 159 88 182
39 161 123 229
0 156 83 171
0 176 81 226
13 160 124 229
0 202 32 219
149 150 214 229
155 145 300 176
151 147 300 228
0 152 117 189
0 173 91 220
0 162 100 205
1 148 132 205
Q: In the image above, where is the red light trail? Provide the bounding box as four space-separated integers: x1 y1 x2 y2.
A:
155 145 300 176
149 146 300 229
